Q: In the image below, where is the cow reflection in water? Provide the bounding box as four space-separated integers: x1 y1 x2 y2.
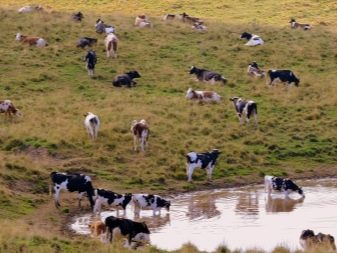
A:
186 194 220 220
135 213 170 232
265 194 305 213
235 191 259 216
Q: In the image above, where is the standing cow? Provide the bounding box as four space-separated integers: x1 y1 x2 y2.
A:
267 70 300 86
230 97 258 126
264 175 304 197
105 33 118 58
131 119 149 152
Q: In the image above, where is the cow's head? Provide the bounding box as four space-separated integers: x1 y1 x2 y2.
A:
298 187 304 196
300 229 315 240
164 200 171 212
294 77 300 87
96 18 103 24
185 88 195 99
230 96 240 103
15 33 22 41
289 18 296 23
240 32 252 40
189 66 198 74
250 61 259 68
127 71 141 79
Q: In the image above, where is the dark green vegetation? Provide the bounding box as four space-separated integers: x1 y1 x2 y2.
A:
0 1 336 252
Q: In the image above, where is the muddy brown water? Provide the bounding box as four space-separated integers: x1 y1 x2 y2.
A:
70 178 337 252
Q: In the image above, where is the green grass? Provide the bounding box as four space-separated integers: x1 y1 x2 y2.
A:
0 1 336 252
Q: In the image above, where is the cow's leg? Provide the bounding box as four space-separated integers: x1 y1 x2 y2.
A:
253 111 258 127
78 192 84 208
206 165 214 181
133 136 138 151
106 227 113 243
93 198 101 214
54 186 61 208
187 164 196 182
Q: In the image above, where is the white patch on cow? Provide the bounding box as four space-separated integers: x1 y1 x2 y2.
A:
133 232 150 244
54 179 69 206
245 34 264 46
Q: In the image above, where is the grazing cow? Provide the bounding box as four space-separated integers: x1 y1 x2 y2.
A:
105 33 118 58
0 100 21 117
133 194 171 216
189 66 227 84
84 112 100 140
95 19 115 34
130 119 149 152
16 33 47 47
162 14 176 21
76 37 97 49
247 61 265 78
300 230 336 252
179 12 202 24
229 97 258 126
105 216 151 247
18 5 43 13
192 22 207 31
85 49 97 76
267 69 300 86
112 71 141 87
93 189 132 214
134 15 151 28
186 149 221 182
72 12 84 21
89 220 106 237
290 18 312 30
240 32 264 46
185 88 221 103
50 171 95 209
264 175 304 197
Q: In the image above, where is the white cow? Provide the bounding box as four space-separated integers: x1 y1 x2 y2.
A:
105 33 118 58
84 112 100 140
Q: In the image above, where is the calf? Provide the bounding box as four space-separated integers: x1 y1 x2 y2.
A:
112 71 141 87
50 171 95 209
105 216 151 247
134 15 151 28
133 194 171 216
186 149 221 182
72 12 84 21
16 33 47 47
84 112 100 140
95 19 115 34
131 119 149 152
240 32 264 46
0 100 21 117
247 61 265 78
229 97 258 126
264 175 304 197
290 18 311 30
300 230 336 251
76 37 97 49
190 66 227 84
179 12 202 24
89 220 106 237
267 69 300 86
93 189 132 214
185 88 221 103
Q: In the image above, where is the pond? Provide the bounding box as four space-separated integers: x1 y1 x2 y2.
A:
70 178 337 252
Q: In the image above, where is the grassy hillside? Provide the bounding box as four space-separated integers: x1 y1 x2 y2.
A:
0 0 336 252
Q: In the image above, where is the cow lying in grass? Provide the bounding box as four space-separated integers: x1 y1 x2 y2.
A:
72 12 84 21
16 33 48 47
105 216 151 248
179 12 203 24
18 5 43 13
190 66 227 84
290 18 312 30
95 19 115 34
134 15 151 28
185 88 221 103
240 32 264 46
247 61 265 78
300 229 336 252
76 37 97 49
112 71 141 87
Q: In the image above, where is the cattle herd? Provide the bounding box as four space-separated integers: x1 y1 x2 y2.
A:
4 4 334 251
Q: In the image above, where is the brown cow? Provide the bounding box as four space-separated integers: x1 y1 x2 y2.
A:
16 33 47 47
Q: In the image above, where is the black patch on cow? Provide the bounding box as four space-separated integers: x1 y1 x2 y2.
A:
89 117 98 125
144 194 155 206
97 189 132 209
187 149 220 169
271 176 303 195
268 70 300 86
240 32 252 40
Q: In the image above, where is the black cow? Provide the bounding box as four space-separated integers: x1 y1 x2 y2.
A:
230 97 258 126
189 66 227 84
72 12 84 21
186 149 221 182
300 229 336 251
50 172 95 209
112 71 141 87
267 70 300 86
133 194 171 216
105 216 151 247
76 37 97 49
93 189 132 214
264 175 304 197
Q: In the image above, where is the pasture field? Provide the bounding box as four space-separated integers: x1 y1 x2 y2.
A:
0 0 337 252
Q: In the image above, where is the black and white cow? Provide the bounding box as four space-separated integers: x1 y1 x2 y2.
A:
76 37 97 49
50 172 95 209
230 97 258 126
240 32 264 46
189 66 227 84
93 189 132 214
95 19 115 34
264 175 304 197
105 216 151 247
186 149 221 182
112 71 141 87
267 70 300 86
133 194 171 216
247 61 265 78
300 229 336 251
290 18 312 30
72 12 84 21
